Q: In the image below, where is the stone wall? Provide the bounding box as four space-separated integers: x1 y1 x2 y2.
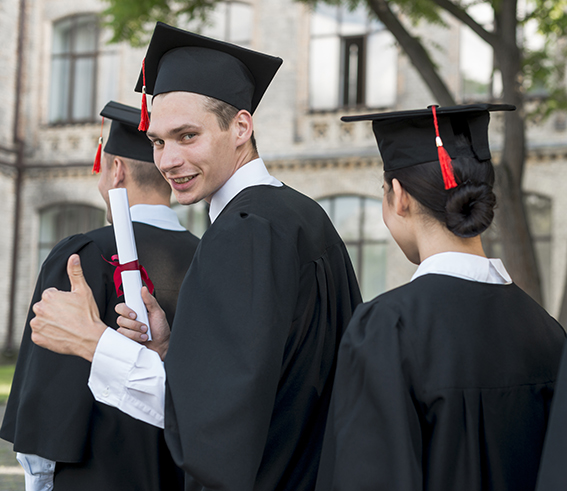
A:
0 0 566 350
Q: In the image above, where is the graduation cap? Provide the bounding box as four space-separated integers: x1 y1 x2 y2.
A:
135 22 283 130
92 101 154 173
342 103 515 189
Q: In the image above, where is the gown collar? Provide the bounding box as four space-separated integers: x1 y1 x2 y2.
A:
208 157 282 223
411 251 512 285
129 204 186 231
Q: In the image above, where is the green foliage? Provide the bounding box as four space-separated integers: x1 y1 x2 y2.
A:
102 0 219 46
0 365 15 405
521 0 567 118
299 0 445 26
525 0 567 37
387 0 445 26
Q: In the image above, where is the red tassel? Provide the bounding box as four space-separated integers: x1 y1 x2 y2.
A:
92 117 104 174
431 106 457 190
138 58 150 131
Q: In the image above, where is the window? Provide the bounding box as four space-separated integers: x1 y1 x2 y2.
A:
173 201 211 238
49 15 99 124
185 1 253 46
309 4 397 111
319 195 389 300
38 204 106 267
459 4 500 100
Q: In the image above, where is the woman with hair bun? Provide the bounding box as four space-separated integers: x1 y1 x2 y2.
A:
316 104 565 491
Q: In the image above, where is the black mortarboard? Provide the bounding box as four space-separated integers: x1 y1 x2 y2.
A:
100 101 154 163
342 104 515 187
135 22 283 123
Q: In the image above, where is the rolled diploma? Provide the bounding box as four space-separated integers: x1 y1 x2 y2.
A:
108 188 152 340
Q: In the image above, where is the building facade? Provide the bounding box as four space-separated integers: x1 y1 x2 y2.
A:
0 0 566 351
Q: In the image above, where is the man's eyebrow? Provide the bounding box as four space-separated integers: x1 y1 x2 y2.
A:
147 124 200 139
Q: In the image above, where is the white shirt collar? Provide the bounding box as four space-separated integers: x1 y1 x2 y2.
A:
208 157 282 223
129 204 186 232
411 251 512 285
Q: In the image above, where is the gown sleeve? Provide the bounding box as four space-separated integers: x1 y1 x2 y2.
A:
536 338 567 491
0 235 113 461
164 212 300 490
316 300 423 491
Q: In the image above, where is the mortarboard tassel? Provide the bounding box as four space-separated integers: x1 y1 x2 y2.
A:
139 58 150 131
92 117 104 174
431 105 457 190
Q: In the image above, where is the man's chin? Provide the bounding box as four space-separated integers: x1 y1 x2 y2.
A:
174 191 203 206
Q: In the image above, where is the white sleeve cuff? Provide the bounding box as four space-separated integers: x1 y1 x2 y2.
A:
88 327 165 428
16 453 55 491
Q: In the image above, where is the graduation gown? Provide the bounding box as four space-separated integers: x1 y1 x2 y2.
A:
1 222 199 491
316 274 565 491
164 184 362 491
535 337 567 490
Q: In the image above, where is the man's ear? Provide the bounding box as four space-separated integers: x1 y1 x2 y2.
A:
112 157 127 188
233 110 254 148
391 178 411 217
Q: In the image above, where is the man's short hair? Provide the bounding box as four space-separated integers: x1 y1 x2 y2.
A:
105 153 171 197
202 96 258 154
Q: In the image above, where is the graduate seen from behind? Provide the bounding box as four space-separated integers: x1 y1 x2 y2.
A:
28 22 362 491
1 101 199 491
315 104 566 491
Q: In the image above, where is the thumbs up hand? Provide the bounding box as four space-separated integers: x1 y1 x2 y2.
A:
31 254 107 362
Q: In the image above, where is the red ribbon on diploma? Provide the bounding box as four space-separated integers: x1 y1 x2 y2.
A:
102 254 155 297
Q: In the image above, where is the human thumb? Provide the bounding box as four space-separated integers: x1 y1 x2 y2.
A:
67 254 87 293
141 286 161 313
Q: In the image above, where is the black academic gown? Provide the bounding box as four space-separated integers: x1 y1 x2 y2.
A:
163 184 362 491
316 274 565 491
1 222 199 491
535 337 567 491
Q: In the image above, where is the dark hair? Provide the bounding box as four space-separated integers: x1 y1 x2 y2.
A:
202 96 258 154
383 137 496 238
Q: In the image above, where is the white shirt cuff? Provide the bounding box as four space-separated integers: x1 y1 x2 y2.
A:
16 453 55 491
88 327 166 428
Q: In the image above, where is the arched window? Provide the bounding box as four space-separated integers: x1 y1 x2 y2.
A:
38 203 105 267
318 195 389 300
49 14 100 123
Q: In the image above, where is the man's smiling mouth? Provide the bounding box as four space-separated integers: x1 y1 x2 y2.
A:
173 176 196 184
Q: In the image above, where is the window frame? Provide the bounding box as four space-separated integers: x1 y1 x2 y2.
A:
318 194 388 300
49 14 100 125
38 203 106 268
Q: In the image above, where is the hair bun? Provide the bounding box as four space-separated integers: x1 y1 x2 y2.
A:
445 181 496 238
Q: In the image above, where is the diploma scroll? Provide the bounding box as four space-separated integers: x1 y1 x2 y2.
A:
108 188 152 341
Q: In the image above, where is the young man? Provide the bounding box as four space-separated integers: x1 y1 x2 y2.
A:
30 24 362 491
1 101 199 491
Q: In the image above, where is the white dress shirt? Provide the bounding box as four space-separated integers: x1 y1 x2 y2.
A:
208 157 282 223
411 251 512 285
19 204 186 491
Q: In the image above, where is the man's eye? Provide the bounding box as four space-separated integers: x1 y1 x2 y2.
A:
182 133 196 141
152 139 164 147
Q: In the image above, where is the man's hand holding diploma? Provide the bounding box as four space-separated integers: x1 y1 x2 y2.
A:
30 254 170 361
116 288 171 360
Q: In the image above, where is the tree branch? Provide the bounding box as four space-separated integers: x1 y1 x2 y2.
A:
430 0 499 47
368 0 456 105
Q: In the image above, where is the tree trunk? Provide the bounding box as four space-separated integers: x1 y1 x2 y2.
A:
368 0 456 106
493 0 543 303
